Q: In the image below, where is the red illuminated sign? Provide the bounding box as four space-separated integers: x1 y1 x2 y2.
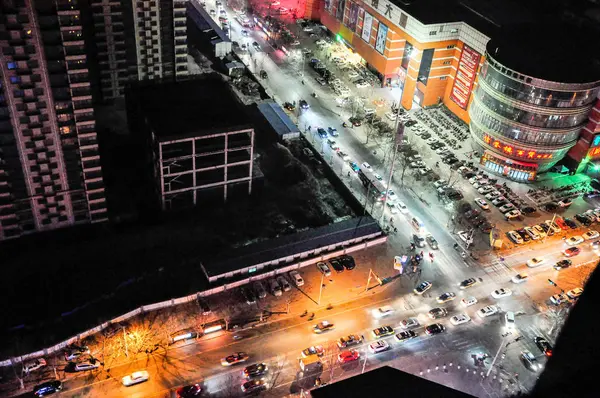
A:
589 147 600 158
483 134 553 160
450 44 481 110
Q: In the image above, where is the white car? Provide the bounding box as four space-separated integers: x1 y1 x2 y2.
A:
475 198 489 210
566 236 584 246
524 227 540 240
492 197 507 206
511 273 528 284
289 270 304 287
386 190 398 202
434 179 446 188
450 314 471 325
505 210 521 220
550 293 569 305
368 340 391 353
526 257 545 267
583 230 600 240
23 358 46 374
386 201 399 214
73 361 100 372
396 200 408 213
373 305 395 318
477 305 498 318
461 296 478 307
567 287 584 299
361 162 372 171
491 288 512 298
122 371 150 387
532 225 547 238
507 230 523 244
545 220 561 234
316 261 331 276
400 317 420 329
485 191 501 200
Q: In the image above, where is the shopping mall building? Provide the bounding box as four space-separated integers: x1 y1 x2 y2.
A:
310 0 600 181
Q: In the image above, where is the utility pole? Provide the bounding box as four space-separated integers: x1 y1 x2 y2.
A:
542 213 557 243
379 122 404 226
317 272 325 305
361 349 369 374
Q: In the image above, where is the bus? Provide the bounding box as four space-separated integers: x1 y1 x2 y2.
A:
358 170 387 201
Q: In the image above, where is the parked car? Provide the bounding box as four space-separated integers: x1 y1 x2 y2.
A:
339 255 356 270
316 261 331 276
253 281 267 299
329 258 345 273
277 275 292 292
289 270 304 286
33 380 63 396
268 278 282 296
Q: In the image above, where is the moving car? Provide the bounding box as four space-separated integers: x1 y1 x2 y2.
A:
387 201 399 214
535 337 553 357
520 350 540 371
567 287 584 299
563 247 581 257
400 317 420 329
372 326 395 338
413 234 426 248
122 370 150 386
512 273 529 283
450 314 471 325
526 257 545 267
349 162 361 173
316 261 331 276
372 305 394 318
337 151 350 161
317 127 328 138
361 162 372 171
426 234 439 249
369 340 391 353
550 293 569 305
338 350 360 363
337 334 363 348
243 363 268 378
554 259 572 270
583 230 600 240
428 307 448 319
566 236 584 246
459 278 477 289
241 379 268 393
176 384 202 397
414 281 432 294
221 352 249 366
313 321 335 333
491 288 512 298
72 361 100 372
33 380 62 396
299 99 309 109
395 330 417 342
436 292 456 303
302 345 325 357
477 305 498 318
461 296 478 306
425 323 445 335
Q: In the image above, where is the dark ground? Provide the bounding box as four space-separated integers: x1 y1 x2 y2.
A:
0 112 355 358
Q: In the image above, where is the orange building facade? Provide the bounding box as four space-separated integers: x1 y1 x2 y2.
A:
318 0 489 124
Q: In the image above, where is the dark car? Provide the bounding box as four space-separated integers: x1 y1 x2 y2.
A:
241 287 256 305
252 41 261 51
317 128 328 138
575 214 592 226
521 206 537 215
425 323 445 335
534 337 553 357
428 307 448 319
426 235 438 249
446 189 463 200
479 222 493 233
395 330 417 342
283 102 295 111
243 363 268 378
459 278 477 289
413 234 426 248
177 384 202 397
373 326 395 338
339 255 356 270
299 100 309 110
564 218 578 229
329 258 344 273
349 116 362 126
516 228 532 242
241 379 267 393
33 380 62 396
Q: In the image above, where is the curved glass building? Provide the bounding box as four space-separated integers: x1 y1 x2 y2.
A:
469 26 600 182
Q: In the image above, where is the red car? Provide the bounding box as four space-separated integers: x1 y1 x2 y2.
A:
338 350 360 363
176 384 201 397
563 247 581 257
555 217 569 230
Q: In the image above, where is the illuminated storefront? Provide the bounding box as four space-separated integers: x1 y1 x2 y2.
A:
480 151 537 182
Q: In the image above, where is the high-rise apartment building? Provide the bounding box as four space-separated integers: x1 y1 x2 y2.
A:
91 0 188 102
0 0 107 240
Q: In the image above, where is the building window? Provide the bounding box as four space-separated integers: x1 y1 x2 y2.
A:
447 45 455 49
429 31 437 36
399 13 408 28
7 62 17 70
440 76 447 80
443 61 451 65
10 76 21 83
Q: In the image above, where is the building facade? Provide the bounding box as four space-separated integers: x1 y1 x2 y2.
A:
470 49 600 181
0 0 107 240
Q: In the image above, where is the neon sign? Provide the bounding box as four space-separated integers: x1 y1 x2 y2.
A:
483 134 552 160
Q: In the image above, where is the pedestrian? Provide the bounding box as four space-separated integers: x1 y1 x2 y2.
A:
420 251 424 257
308 125 312 131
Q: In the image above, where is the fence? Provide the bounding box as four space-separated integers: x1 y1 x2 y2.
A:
0 236 385 368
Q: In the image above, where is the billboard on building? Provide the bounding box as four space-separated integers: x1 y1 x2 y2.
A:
375 23 388 54
356 7 365 34
449 44 481 110
362 12 373 42
348 2 359 31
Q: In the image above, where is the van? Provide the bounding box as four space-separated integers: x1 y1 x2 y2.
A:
411 217 425 234
505 311 515 330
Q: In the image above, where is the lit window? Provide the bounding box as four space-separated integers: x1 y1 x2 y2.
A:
7 62 16 70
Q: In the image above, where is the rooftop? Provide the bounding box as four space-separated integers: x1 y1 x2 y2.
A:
486 23 600 84
312 366 475 398
135 75 252 141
